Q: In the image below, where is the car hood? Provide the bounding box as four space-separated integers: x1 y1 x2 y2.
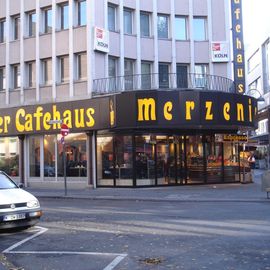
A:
0 188 38 205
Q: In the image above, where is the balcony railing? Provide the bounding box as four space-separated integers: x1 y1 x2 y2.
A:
92 73 236 96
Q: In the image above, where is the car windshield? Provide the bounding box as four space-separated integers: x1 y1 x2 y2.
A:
0 172 18 189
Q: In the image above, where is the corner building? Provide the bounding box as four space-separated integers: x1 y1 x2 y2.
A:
0 0 256 188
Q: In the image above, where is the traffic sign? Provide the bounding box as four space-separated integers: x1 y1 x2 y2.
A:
61 124 69 137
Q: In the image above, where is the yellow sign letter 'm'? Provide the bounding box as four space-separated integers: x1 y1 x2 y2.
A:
137 98 156 121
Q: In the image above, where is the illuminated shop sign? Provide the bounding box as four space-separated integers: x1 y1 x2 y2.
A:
0 91 256 137
211 42 229 62
0 98 110 136
114 91 257 129
93 27 109 53
231 0 245 94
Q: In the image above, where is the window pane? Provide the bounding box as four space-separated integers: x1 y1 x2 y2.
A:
135 136 155 186
195 64 208 88
159 64 169 88
61 4 69 30
43 59 52 85
29 136 40 177
44 8 52 33
193 18 206 41
124 9 132 34
78 53 87 79
115 135 133 186
28 62 36 87
29 13 36 36
44 135 56 177
177 65 188 88
108 6 116 31
78 0 86 26
157 15 168 39
0 20 6 43
124 59 133 90
141 62 151 89
13 65 20 88
175 17 186 40
140 13 150 37
97 136 114 186
14 17 20 40
0 137 19 176
0 68 5 91
60 56 69 82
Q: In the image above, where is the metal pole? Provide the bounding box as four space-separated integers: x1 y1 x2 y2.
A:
63 143 67 196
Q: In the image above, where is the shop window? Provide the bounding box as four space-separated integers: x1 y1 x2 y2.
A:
0 137 19 176
205 136 222 183
29 136 40 177
97 136 114 186
57 133 87 178
223 142 240 182
186 135 204 184
44 135 56 177
135 136 155 186
115 136 133 186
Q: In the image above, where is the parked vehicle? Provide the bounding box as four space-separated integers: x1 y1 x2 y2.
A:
0 171 42 230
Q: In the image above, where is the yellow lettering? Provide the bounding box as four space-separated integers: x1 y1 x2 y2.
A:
3 116 10 133
236 38 242 49
43 112 51 130
0 117 3 133
33 106 43 131
25 114 33 131
16 109 25 132
237 54 243 63
63 110 72 128
237 84 244 93
223 102 230 121
52 105 61 129
248 98 252 122
237 103 244 121
234 8 240 20
75 109 85 128
205 101 213 120
137 98 156 121
237 68 243 78
164 101 173 121
185 101 195 120
236 24 241 33
86 108 95 127
234 0 240 4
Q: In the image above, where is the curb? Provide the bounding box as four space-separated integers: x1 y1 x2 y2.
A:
34 194 270 203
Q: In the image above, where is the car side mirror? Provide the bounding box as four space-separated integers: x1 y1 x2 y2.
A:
18 183 24 188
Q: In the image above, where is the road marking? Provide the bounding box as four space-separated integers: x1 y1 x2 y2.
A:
103 254 127 270
3 226 127 270
2 226 48 253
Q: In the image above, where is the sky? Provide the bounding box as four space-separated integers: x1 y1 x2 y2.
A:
242 0 270 49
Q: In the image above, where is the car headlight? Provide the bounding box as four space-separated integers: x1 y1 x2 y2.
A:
27 200 40 208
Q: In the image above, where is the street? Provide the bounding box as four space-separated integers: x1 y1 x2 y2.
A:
1 197 270 270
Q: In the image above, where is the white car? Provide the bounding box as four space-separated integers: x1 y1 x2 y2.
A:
0 171 42 230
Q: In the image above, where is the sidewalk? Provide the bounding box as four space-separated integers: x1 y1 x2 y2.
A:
26 170 270 202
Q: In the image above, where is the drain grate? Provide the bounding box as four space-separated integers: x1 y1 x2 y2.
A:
139 257 164 265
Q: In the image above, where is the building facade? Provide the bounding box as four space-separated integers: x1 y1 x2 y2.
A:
0 0 256 188
246 36 270 169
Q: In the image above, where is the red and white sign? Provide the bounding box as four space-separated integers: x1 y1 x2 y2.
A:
211 42 229 62
61 124 69 137
93 27 109 53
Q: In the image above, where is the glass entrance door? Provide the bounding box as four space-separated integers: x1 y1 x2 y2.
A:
157 136 176 185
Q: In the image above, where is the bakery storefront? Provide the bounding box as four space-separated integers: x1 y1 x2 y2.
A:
0 89 256 188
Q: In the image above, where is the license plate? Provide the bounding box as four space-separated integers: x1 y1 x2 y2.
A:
3 213 26 221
